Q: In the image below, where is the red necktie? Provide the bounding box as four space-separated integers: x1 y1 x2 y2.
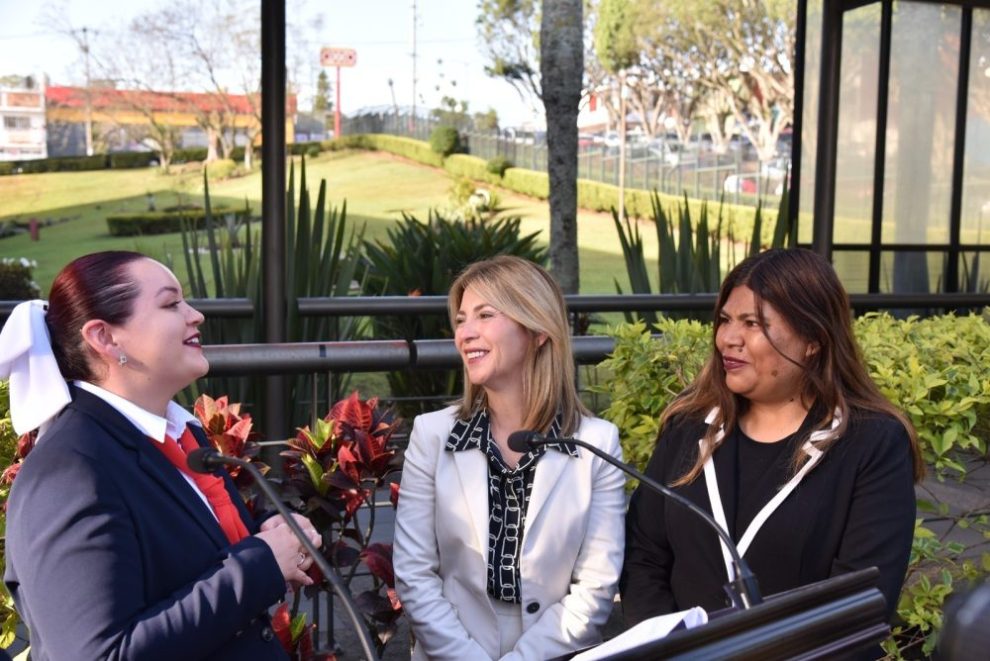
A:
154 427 249 544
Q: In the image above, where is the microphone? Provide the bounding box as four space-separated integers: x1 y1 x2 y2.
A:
187 447 379 661
507 430 762 610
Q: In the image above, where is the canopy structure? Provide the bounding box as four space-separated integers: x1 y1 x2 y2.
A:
797 0 990 295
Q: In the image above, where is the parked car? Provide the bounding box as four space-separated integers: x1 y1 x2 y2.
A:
723 158 789 195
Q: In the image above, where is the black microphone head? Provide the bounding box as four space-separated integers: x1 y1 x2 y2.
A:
507 430 540 452
186 446 222 474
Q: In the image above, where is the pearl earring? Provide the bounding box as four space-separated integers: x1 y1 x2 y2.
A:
118 353 128 367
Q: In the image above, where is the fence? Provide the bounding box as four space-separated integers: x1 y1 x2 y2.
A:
340 109 783 206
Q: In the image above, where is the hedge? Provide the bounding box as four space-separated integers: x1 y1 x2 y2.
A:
106 205 251 237
360 134 444 167
319 135 374 152
109 152 158 169
443 154 502 186
345 133 781 240
596 313 990 477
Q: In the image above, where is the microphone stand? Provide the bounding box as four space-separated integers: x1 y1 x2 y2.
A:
188 447 379 661
513 432 762 610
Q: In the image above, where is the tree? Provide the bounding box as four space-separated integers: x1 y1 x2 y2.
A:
314 70 331 112
477 0 542 113
541 0 584 294
473 108 500 132
665 0 795 162
78 16 186 168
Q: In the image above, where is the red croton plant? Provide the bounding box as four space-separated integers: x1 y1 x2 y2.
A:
193 392 404 660
279 392 404 655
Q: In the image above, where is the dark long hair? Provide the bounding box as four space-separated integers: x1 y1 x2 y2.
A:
46 251 146 382
663 248 924 484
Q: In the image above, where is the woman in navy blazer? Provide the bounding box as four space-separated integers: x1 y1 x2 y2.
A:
393 256 625 660
1 251 322 660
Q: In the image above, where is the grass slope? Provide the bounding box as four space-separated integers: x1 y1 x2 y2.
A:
0 150 658 294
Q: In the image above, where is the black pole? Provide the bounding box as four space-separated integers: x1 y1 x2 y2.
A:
788 0 807 230
261 0 287 444
812 0 843 259
947 8 973 295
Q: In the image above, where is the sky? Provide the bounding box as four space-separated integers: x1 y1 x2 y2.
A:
0 0 539 128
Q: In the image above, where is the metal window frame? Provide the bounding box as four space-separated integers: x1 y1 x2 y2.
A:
808 0 990 292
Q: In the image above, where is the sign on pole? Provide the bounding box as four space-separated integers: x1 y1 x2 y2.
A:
320 47 357 68
320 47 357 138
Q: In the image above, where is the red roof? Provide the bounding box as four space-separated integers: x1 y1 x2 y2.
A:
46 85 297 115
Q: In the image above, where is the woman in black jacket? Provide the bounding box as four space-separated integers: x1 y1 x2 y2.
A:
620 249 923 625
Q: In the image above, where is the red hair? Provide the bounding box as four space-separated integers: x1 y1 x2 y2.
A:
46 251 146 381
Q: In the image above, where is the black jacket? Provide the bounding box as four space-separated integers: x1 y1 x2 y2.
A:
620 408 916 626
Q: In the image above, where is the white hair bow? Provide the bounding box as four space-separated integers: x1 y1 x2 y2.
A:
0 300 71 436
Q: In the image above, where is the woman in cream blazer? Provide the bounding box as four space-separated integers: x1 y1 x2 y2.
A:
393 257 625 660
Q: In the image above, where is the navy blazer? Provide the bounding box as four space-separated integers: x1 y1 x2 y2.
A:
4 386 290 661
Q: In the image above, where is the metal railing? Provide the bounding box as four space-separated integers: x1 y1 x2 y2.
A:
4 291 989 326
339 109 781 206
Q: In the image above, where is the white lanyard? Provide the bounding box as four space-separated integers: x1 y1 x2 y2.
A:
700 408 841 581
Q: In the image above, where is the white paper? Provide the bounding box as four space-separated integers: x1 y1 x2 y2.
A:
572 606 709 660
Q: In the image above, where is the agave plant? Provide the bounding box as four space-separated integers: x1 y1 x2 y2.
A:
613 175 796 327
178 157 366 424
361 210 546 417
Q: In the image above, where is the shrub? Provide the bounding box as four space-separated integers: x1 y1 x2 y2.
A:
429 126 461 157
106 205 250 237
172 147 208 164
443 154 501 186
593 319 711 470
362 134 444 167
486 155 512 177
320 135 373 151
288 141 323 156
362 211 546 417
109 152 157 169
205 158 237 181
855 312 990 476
0 258 41 300
0 162 12 176
502 167 549 198
599 314 990 475
15 154 109 174
0 381 26 647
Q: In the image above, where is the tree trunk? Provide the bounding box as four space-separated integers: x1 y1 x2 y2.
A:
540 0 583 294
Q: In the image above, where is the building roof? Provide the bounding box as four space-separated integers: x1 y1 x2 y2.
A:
46 85 297 116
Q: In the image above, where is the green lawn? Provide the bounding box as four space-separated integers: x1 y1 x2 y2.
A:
0 150 659 295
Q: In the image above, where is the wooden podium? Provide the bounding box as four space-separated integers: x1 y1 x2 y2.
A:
573 568 889 660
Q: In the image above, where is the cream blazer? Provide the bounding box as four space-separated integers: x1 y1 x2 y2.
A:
393 406 626 661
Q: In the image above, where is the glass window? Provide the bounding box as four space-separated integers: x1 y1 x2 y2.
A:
798 0 823 244
3 116 31 129
961 9 990 247
832 250 871 293
882 1 960 247
959 250 990 292
879 250 946 293
833 4 882 246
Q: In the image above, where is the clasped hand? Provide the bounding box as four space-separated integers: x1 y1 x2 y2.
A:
257 513 323 589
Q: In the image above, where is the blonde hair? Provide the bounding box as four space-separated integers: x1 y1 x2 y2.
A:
448 256 588 435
